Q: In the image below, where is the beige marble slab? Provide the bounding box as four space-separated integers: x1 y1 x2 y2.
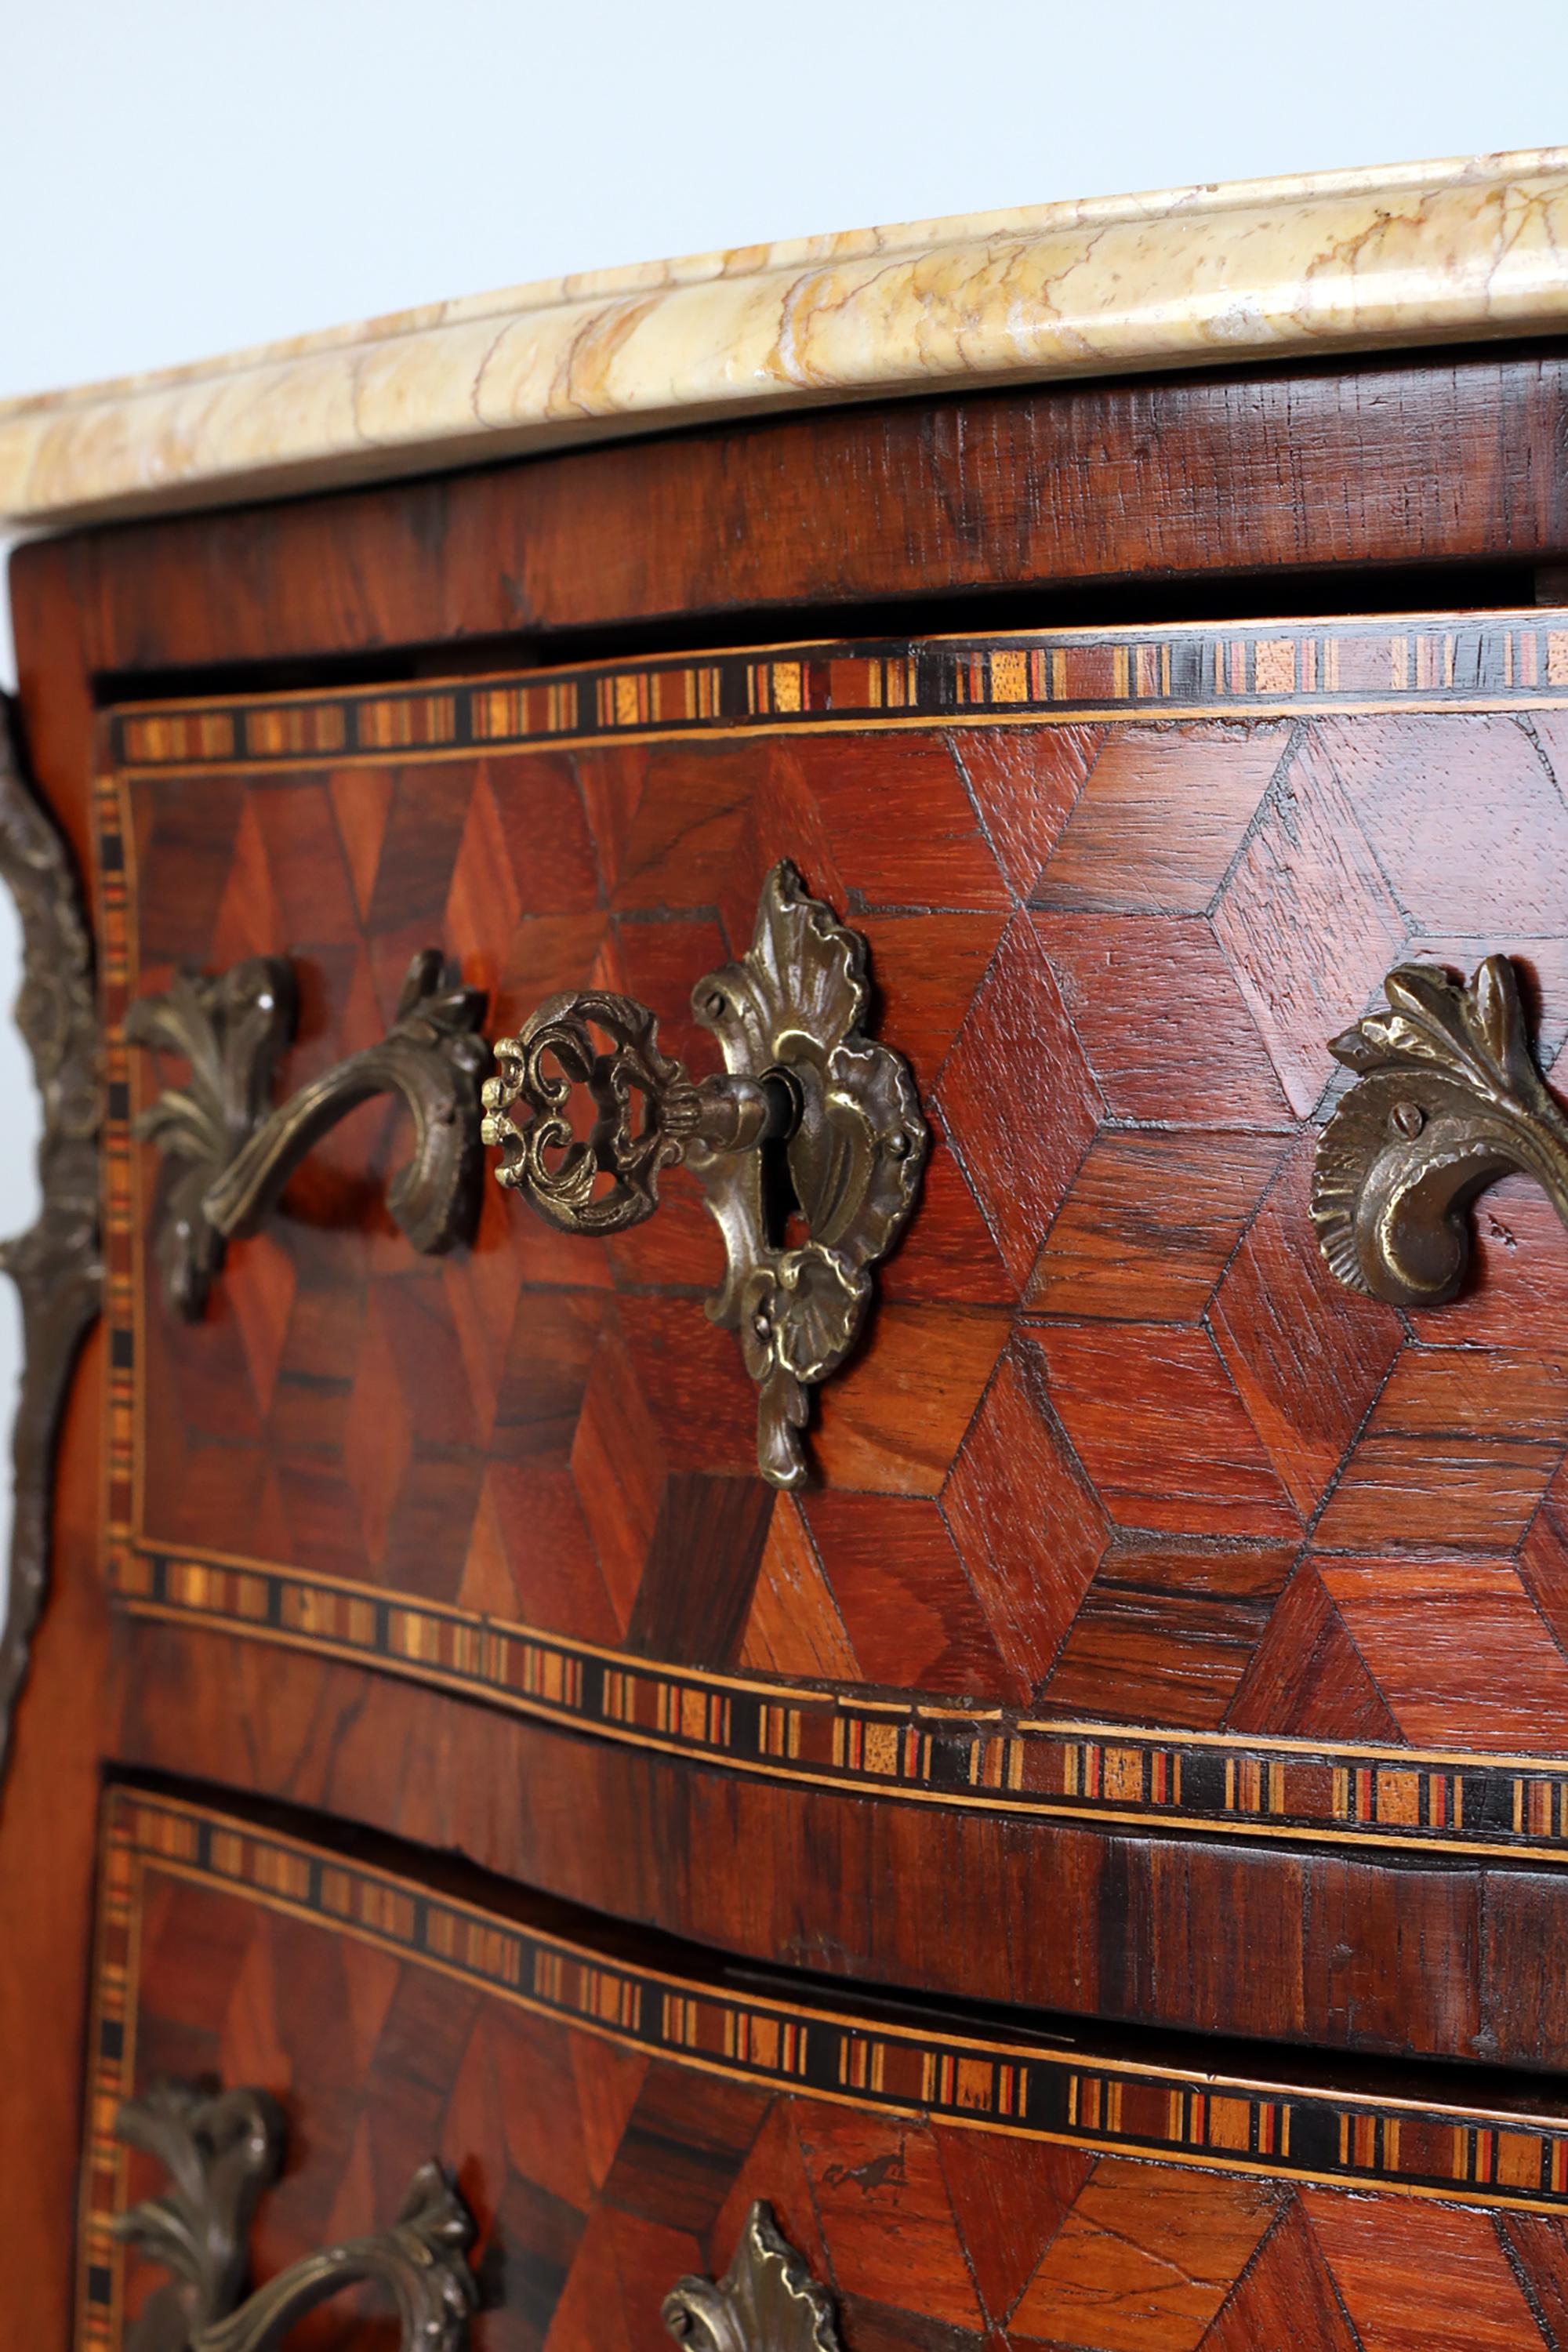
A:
5 147 1568 527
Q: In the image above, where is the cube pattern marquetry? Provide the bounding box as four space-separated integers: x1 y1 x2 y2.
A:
82 1791 1568 2352
99 619 1568 1830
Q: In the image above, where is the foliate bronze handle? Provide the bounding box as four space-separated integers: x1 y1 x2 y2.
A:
1312 954 1568 1305
483 862 927 1488
663 2202 842 2352
114 2082 479 2352
128 949 489 1318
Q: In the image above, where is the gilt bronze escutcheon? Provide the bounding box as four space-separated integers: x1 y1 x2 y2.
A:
128 948 488 1317
1313 954 1568 1305
663 2203 843 2352
483 862 926 1488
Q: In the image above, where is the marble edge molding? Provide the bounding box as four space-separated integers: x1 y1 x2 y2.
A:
5 144 1568 528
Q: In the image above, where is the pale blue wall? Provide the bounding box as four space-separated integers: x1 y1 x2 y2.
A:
4 0 1568 401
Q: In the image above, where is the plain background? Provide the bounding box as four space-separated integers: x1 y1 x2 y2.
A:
1 0 1566 1584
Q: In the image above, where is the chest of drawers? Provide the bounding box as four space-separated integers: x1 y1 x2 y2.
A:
9 149 1568 2349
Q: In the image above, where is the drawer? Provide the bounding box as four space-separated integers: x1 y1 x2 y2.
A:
96 609 1568 2054
82 1785 1568 2351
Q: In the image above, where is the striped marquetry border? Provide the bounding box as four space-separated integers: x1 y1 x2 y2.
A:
109 611 1568 775
74 1780 1568 2345
100 1544 1568 1864
76 1802 140 2348
96 620 1568 1869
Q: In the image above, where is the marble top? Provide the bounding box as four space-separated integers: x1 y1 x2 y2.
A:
4 147 1567 528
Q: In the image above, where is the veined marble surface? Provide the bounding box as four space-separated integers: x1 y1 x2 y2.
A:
5 147 1568 526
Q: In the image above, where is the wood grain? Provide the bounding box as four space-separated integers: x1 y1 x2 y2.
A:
14 351 1568 687
8 351 1568 2341
93 673 1568 1776
95 1614 1568 2075
84 1790 1568 2352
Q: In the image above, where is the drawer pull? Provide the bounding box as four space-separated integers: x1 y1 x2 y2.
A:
128 948 489 1317
114 2080 479 2350
663 2201 841 2352
483 861 926 1487
1313 954 1568 1305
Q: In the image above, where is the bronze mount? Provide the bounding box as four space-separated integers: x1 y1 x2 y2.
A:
1314 953 1568 1305
127 948 489 1318
114 2082 837 2352
482 862 927 1488
114 2081 478 2351
664 2201 844 2350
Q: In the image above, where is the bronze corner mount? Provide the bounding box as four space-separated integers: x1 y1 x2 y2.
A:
128 947 489 1318
1312 953 1568 1306
483 862 927 1488
0 696 102 1785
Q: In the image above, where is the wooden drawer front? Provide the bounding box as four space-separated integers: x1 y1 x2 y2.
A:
82 1788 1568 2351
101 612 1568 1878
